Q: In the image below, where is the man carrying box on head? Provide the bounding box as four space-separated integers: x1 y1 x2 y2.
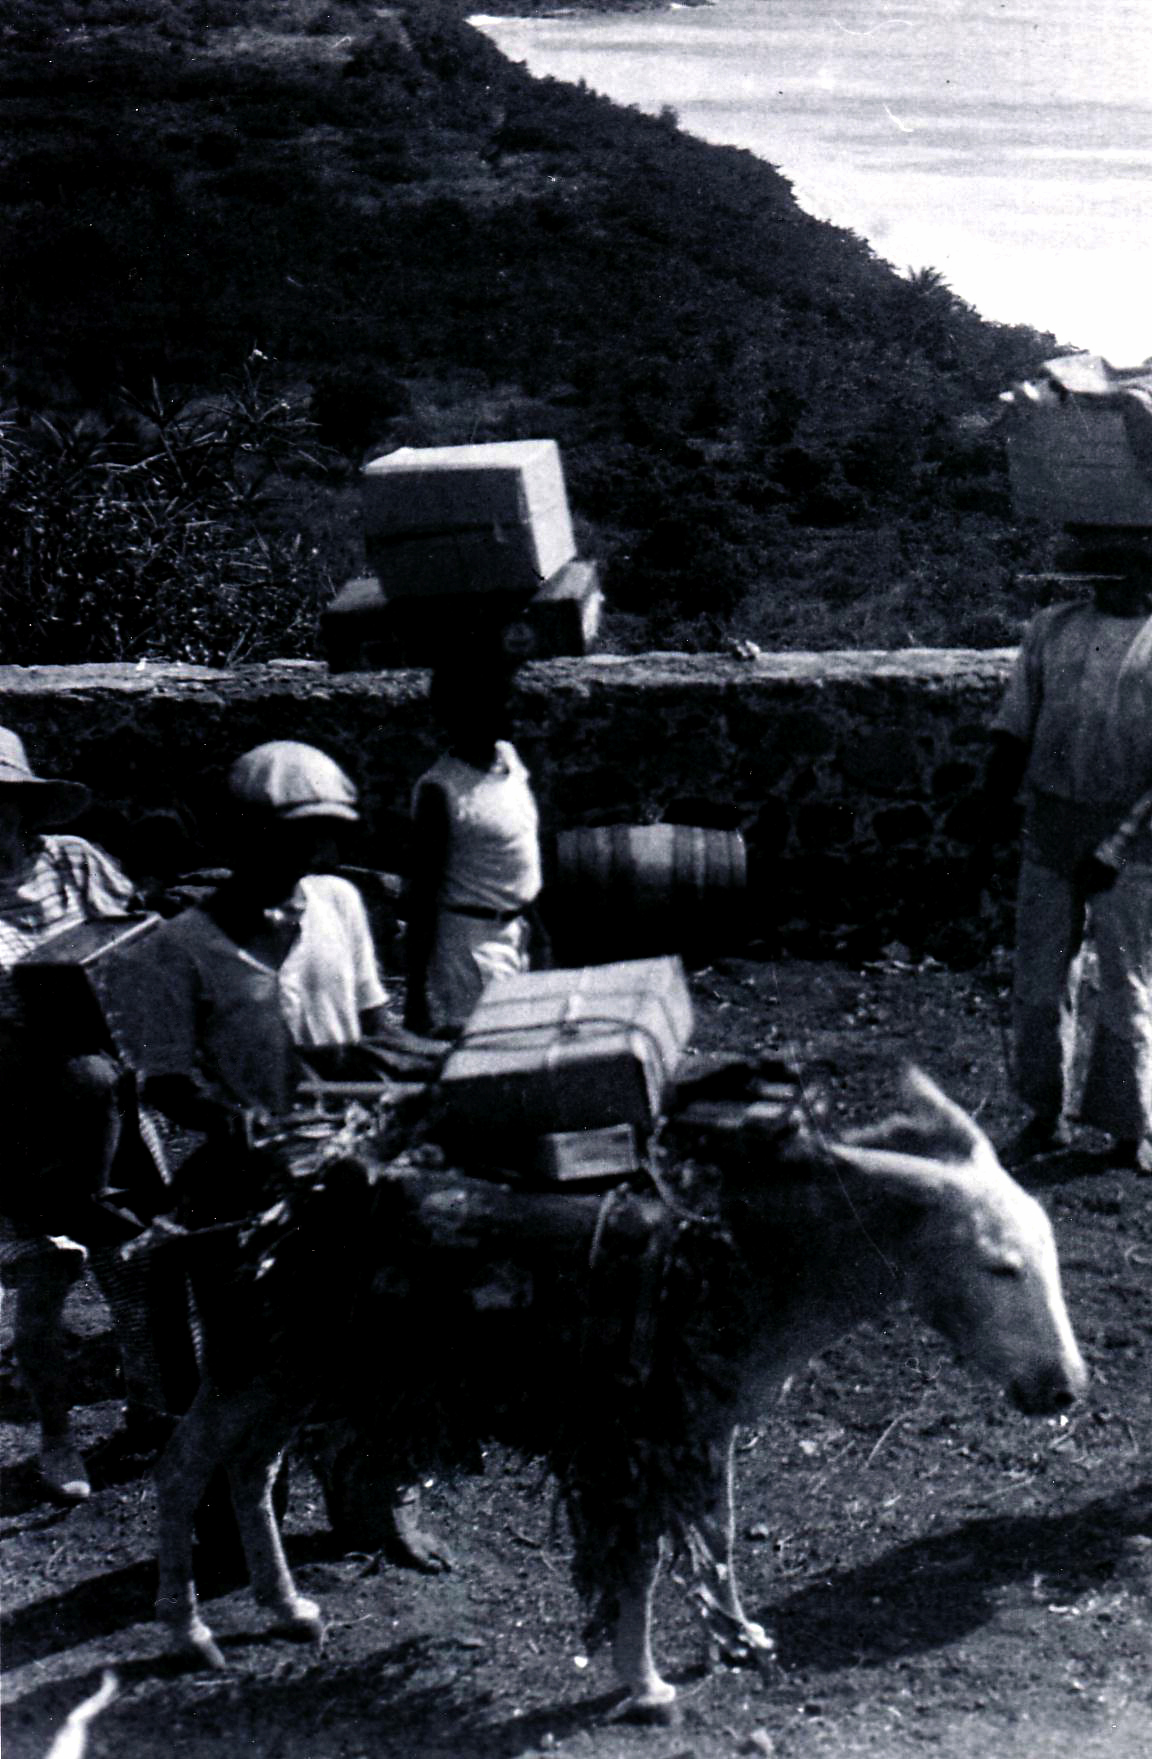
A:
405 660 544 1038
982 550 1152 1171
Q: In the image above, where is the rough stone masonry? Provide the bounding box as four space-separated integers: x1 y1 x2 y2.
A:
0 650 1017 962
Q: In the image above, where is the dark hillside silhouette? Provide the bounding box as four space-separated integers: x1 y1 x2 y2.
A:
0 0 1062 660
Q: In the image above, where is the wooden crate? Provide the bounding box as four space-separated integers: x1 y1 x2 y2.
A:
362 439 576 597
527 1123 640 1185
1002 353 1152 529
321 560 601 670
438 957 693 1141
15 914 162 1055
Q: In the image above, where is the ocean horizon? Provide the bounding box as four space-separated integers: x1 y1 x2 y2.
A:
475 0 1152 364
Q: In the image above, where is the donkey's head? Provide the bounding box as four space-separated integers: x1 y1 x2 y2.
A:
829 1069 1087 1415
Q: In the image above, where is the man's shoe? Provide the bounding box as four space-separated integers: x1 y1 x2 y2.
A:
384 1483 454 1575
1001 1116 1071 1168
40 1439 91 1503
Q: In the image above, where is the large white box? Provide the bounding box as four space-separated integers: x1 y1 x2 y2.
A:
1002 354 1152 529
437 957 694 1140
362 439 577 596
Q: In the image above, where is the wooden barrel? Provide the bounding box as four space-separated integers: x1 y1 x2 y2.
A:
546 825 747 964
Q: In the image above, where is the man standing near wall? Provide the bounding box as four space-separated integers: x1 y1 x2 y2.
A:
985 550 1152 1170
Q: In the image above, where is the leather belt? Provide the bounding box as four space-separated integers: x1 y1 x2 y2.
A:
444 902 528 923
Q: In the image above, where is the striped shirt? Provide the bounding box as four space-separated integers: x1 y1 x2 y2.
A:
0 834 136 1022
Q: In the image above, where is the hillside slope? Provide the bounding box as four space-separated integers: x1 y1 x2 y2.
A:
0 0 1061 659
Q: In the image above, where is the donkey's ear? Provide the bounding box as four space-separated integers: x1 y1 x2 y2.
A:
827 1137 956 1200
902 1066 994 1163
842 1066 988 1167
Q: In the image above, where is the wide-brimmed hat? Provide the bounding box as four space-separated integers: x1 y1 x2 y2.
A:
227 741 360 822
0 727 91 826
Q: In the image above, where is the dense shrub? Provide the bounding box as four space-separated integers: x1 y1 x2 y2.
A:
0 364 344 662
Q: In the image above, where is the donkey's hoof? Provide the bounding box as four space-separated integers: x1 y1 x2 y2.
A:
721 1619 777 1666
280 1614 325 1645
621 1696 682 1728
269 1597 324 1644
170 1624 227 1671
610 1684 681 1726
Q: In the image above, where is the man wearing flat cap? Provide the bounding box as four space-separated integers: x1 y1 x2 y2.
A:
118 740 423 1134
0 727 138 1501
112 740 450 1571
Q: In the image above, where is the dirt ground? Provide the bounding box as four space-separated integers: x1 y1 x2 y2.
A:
3 955 1152 1759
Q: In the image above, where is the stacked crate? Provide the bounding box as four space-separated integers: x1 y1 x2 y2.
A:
322 440 603 669
1001 353 1152 535
435 956 695 1185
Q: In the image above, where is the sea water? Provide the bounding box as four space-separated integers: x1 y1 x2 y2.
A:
474 0 1152 363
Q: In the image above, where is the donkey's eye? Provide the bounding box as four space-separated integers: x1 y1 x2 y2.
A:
988 1260 1023 1280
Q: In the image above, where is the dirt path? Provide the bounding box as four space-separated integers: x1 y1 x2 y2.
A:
3 957 1151 1759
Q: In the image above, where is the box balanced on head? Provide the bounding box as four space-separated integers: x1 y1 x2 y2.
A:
322 439 602 668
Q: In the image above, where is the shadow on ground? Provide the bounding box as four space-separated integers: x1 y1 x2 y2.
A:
1 1559 157 1672
1 1525 399 1673
3 1637 633 1759
1016 1145 1129 1190
7 1483 1152 1758
764 1479 1152 1670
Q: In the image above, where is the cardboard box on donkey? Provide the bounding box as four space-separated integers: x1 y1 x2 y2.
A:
437 958 694 1152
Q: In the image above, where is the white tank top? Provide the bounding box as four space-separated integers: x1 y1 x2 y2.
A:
414 740 541 912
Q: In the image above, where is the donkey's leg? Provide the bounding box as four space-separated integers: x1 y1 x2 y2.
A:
694 1428 775 1662
227 1424 322 1643
610 1540 679 1723
155 1380 260 1667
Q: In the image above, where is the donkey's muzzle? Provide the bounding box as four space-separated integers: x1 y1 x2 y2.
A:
1010 1362 1087 1416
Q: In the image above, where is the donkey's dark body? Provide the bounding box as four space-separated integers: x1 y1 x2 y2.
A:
154 1071 1085 1717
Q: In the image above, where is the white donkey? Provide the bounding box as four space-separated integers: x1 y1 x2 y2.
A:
152 1068 1086 1722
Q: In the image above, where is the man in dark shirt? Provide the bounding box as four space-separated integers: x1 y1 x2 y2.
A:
0 728 138 1501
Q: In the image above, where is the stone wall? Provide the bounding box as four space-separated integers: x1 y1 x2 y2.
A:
0 650 1017 963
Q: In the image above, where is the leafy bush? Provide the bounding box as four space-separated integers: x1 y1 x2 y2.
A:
0 362 344 663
